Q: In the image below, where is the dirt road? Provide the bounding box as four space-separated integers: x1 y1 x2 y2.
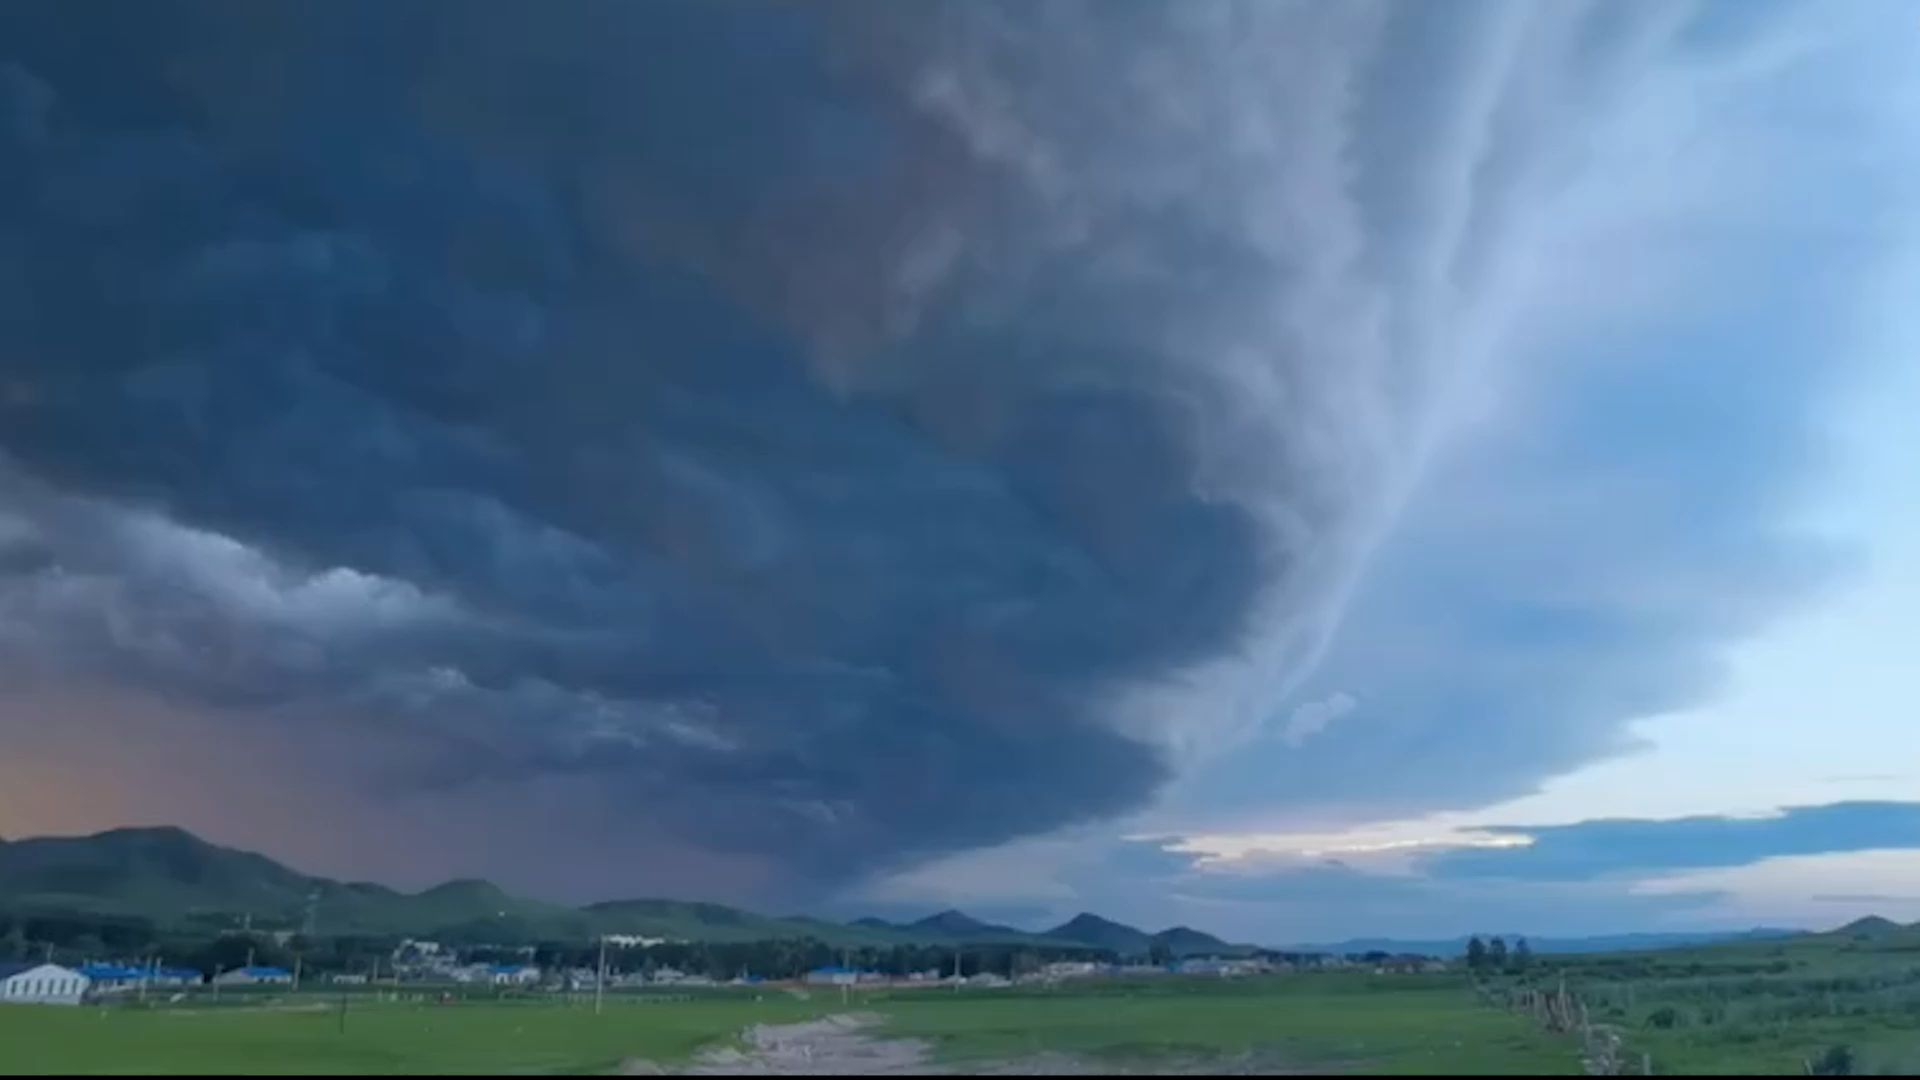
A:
623 1013 1301 1075
683 1012 935 1075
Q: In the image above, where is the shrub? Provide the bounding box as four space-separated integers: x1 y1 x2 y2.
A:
1811 1045 1856 1077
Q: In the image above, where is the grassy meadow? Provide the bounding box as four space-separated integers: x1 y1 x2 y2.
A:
1486 921 1920 1074
8 928 1920 1075
0 994 832 1075
0 976 1580 1075
876 974 1580 1074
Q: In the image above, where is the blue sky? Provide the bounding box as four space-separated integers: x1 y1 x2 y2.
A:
2 1 1919 943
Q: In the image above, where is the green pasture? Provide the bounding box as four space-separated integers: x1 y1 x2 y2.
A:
876 974 1580 1074
0 976 1580 1075
1490 923 1920 1074
0 994 829 1075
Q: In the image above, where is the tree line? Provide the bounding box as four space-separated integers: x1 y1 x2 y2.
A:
1466 935 1534 974
1 910 1120 981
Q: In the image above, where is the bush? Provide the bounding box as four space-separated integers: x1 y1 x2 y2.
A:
1645 1006 1683 1030
1811 1045 1856 1077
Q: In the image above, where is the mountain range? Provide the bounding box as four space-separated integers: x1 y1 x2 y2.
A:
1278 928 1806 958
0 827 1242 955
3 827 1856 957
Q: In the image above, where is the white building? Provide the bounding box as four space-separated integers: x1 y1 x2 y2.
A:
603 934 670 949
0 963 90 1006
1040 961 1103 980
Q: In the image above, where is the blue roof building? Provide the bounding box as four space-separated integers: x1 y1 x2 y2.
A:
803 965 866 985
214 965 293 985
79 963 147 983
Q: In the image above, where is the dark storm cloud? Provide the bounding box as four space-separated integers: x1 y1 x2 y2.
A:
0 1 1470 885
1427 803 1920 882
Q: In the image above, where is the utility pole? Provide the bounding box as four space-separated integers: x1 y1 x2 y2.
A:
594 937 608 1016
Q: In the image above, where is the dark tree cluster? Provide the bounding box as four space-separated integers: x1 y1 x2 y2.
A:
1466 935 1534 975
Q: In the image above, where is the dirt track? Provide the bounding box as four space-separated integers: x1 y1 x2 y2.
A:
620 1013 1306 1076
684 1013 934 1075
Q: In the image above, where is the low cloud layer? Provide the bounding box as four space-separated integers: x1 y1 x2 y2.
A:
1430 803 1920 881
2 2 1915 903
858 801 1920 941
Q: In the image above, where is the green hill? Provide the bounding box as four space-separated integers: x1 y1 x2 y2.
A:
1833 915 1903 939
0 826 321 924
0 827 1220 953
1153 925 1253 958
908 909 1032 942
0 829 585 939
1046 912 1155 956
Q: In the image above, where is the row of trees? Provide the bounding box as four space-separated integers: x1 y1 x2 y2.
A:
1466 935 1535 973
2 910 1118 981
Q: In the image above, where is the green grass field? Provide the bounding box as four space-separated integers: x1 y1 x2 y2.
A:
1486 923 1920 1075
0 996 831 1075
0 976 1582 1075
876 975 1580 1074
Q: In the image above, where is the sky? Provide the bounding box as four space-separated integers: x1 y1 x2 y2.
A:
2 0 1918 944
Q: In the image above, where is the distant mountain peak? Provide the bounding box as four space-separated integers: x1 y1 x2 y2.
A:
1046 913 1153 956
91 824 211 847
1152 925 1248 957
913 908 986 929
420 878 509 898
907 908 1030 941
1837 915 1901 937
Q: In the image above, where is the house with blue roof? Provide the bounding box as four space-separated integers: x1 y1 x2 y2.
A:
153 967 204 988
803 965 863 986
213 965 294 987
77 963 147 994
488 963 541 986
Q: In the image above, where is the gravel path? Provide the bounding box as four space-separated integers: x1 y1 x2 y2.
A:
684 1013 937 1075
623 1013 1306 1076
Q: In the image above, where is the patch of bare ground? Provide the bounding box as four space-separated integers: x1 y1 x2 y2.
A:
663 1014 1317 1076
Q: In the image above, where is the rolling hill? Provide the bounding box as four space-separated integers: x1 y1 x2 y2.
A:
1046 912 1155 956
1834 915 1903 939
1152 925 1252 958
0 827 593 939
908 909 1030 941
0 827 1140 951
1280 928 1804 958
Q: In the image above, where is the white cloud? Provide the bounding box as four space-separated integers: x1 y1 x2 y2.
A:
1280 691 1357 747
